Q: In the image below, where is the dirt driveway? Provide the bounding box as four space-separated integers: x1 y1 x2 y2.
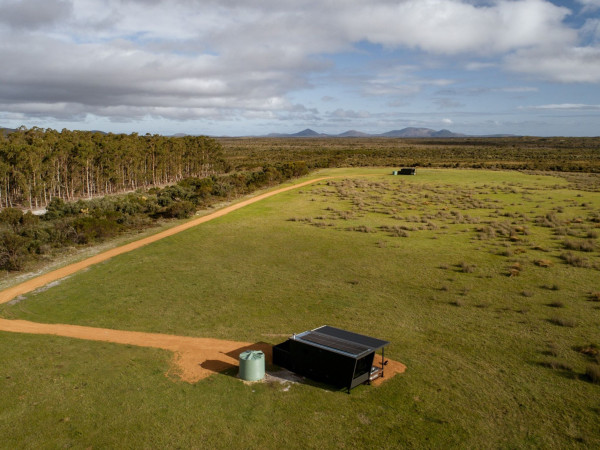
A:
0 318 405 384
0 317 272 382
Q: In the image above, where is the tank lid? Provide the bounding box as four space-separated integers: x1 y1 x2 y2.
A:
239 350 264 360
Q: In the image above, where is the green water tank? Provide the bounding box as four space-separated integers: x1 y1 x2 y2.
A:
239 350 265 381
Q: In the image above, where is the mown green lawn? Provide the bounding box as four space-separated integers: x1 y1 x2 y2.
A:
1 168 599 448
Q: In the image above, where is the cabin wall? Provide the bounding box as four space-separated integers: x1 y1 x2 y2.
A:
274 339 377 390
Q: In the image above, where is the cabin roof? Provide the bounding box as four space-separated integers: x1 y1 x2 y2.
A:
294 325 389 358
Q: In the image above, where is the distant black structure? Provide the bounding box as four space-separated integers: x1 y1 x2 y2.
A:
273 325 389 393
392 168 416 175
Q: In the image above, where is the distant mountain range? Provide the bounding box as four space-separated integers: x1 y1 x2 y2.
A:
2 126 515 138
264 127 514 138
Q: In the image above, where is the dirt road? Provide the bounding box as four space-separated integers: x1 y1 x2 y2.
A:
0 317 268 382
0 177 330 305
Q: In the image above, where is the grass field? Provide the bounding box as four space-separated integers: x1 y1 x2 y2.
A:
1 168 599 448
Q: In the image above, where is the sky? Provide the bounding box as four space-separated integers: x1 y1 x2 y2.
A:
0 0 599 136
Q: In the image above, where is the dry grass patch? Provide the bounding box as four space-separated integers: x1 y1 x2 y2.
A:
543 283 560 291
563 239 596 252
539 360 574 372
459 261 476 273
507 262 524 277
560 252 591 268
585 365 600 384
574 344 599 360
549 317 577 328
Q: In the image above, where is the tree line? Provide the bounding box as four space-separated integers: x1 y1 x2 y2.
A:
0 161 309 271
0 127 226 209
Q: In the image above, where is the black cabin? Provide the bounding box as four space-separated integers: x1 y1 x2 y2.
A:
273 325 389 393
392 168 416 175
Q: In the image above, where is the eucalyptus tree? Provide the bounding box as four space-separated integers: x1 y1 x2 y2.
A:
0 127 226 209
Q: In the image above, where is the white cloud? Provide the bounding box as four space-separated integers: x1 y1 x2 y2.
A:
0 0 73 29
327 109 372 120
0 0 597 131
363 65 454 98
581 18 600 43
340 0 574 54
435 98 465 108
500 87 539 93
83 0 572 55
576 0 600 11
506 46 600 83
466 62 498 71
522 103 600 110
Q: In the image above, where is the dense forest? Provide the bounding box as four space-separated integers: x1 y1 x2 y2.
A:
0 127 225 209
